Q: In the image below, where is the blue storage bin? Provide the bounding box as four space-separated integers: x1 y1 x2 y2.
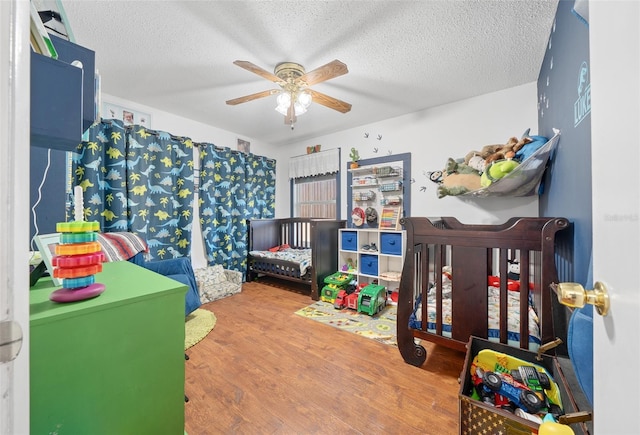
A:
51 35 96 132
380 232 402 255
360 254 378 276
31 52 83 151
341 231 358 251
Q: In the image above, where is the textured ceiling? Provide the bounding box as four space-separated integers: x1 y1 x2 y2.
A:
62 0 558 146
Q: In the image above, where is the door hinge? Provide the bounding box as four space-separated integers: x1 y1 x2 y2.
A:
0 320 23 363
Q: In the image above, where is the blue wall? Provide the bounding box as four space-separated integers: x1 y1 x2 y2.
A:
30 147 68 245
538 0 592 286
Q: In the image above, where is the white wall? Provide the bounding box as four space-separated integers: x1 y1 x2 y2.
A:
105 82 540 265
279 82 540 224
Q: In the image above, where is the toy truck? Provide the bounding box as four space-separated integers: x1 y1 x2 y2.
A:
357 284 387 316
482 371 544 414
321 284 342 303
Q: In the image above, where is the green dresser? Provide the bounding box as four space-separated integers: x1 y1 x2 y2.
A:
30 261 187 434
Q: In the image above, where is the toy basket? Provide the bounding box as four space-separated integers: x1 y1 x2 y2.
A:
353 190 376 201
379 181 402 192
380 196 401 206
374 166 401 177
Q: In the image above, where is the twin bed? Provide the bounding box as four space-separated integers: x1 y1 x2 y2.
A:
247 218 346 300
397 216 570 367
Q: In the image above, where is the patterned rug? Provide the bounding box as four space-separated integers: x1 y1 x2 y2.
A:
185 308 216 350
295 300 397 346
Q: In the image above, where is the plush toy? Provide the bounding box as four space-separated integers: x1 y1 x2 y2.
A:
464 136 532 167
480 159 520 187
515 135 548 161
431 158 483 198
507 259 520 280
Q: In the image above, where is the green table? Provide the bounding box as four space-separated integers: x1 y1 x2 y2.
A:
30 261 187 434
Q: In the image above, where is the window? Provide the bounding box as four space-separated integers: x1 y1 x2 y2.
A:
289 148 341 219
293 173 337 218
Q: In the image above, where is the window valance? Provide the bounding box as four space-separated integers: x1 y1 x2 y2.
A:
289 148 340 179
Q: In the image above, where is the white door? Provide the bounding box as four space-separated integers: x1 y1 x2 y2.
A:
590 2 640 433
0 1 31 434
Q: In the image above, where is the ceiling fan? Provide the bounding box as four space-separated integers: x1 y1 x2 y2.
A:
225 59 352 128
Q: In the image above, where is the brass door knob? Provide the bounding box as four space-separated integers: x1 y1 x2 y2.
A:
551 281 610 316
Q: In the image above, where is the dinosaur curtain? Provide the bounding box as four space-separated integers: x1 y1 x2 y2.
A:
199 144 276 274
72 119 195 260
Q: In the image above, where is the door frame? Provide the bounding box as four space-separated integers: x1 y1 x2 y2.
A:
1 0 31 433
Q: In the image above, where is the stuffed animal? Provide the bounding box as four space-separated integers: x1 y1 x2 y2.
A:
464 136 532 167
430 158 483 198
507 259 520 280
480 159 520 187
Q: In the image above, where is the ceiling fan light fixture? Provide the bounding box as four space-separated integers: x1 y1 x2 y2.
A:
275 92 291 115
293 91 312 115
297 91 312 107
229 59 350 126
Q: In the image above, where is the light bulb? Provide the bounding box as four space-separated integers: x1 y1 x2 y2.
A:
297 91 312 108
275 92 292 115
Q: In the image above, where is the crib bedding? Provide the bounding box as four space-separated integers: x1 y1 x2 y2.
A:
409 283 541 350
248 248 312 276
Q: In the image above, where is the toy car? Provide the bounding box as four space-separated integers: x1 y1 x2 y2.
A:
482 370 544 414
334 289 348 309
511 365 551 394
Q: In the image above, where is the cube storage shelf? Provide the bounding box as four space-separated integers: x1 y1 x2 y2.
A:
339 228 406 297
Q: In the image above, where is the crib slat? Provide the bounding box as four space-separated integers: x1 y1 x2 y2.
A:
520 250 530 349
499 248 508 344
451 245 488 343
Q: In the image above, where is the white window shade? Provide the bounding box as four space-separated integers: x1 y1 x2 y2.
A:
289 148 340 179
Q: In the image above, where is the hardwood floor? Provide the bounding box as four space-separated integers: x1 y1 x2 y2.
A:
184 279 465 435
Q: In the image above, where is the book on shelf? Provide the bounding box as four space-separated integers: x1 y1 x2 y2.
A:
30 1 58 58
33 0 77 42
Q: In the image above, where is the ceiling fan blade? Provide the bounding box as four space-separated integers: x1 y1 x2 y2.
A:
233 60 282 83
299 59 348 86
308 89 352 113
226 89 279 105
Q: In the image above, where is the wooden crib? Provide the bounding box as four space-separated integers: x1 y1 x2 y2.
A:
247 218 346 300
397 216 570 367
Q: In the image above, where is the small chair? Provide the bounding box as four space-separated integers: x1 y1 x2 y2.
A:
194 264 242 304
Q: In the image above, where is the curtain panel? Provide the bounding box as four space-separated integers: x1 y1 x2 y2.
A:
288 148 340 179
198 144 276 276
72 120 195 260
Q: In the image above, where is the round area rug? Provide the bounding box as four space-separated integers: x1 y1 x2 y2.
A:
185 308 216 350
